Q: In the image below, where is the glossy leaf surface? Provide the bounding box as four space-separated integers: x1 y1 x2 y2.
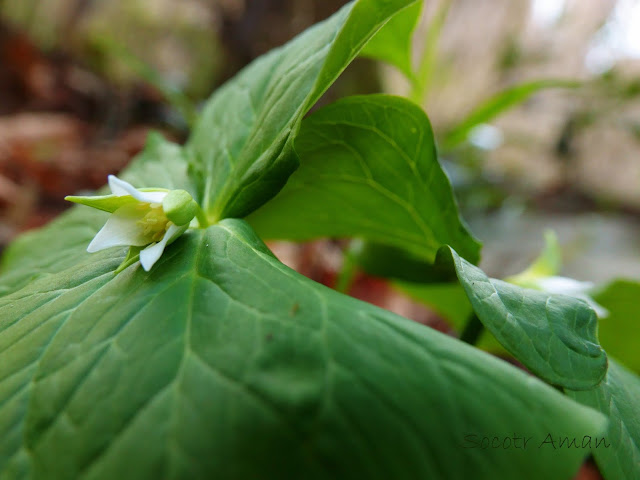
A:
0 218 606 480
437 246 608 389
188 0 419 220
248 95 480 264
360 1 422 79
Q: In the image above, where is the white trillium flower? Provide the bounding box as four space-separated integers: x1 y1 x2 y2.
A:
66 175 200 271
506 231 608 318
508 272 609 318
535 276 609 318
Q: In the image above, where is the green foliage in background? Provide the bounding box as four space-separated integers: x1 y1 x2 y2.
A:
568 359 640 480
593 280 640 372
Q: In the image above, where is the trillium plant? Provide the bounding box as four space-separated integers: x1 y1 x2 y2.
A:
0 1 638 479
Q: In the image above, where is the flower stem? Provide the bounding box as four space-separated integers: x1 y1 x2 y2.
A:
409 0 452 105
195 205 209 228
114 246 143 274
460 312 484 345
334 240 360 294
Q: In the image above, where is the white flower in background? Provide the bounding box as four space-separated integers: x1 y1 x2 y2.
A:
533 276 609 318
66 175 200 271
506 230 609 318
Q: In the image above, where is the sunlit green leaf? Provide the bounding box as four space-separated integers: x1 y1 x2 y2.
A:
396 279 507 354
0 218 606 479
188 0 419 221
248 95 481 264
360 1 422 79
436 246 608 389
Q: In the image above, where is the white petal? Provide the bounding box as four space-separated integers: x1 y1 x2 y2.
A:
537 276 594 296
108 175 167 203
591 303 610 319
139 224 183 271
108 175 137 196
537 276 608 318
138 243 164 272
135 190 167 203
87 205 149 252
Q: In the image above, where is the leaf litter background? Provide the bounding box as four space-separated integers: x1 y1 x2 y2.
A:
1 1 640 479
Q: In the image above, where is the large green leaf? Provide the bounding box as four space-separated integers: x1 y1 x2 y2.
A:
360 1 422 79
187 0 419 221
248 95 481 264
1 217 607 479
567 359 640 480
437 246 608 389
593 280 640 372
397 279 507 354
441 79 580 150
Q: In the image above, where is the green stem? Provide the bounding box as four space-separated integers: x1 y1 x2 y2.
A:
195 205 209 228
114 246 143 274
335 240 361 294
409 0 452 105
460 312 484 345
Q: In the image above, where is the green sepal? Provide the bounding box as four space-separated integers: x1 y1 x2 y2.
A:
114 246 143 274
64 194 137 213
162 190 198 226
65 188 169 213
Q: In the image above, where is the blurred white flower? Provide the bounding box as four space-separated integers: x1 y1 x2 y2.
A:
533 276 608 318
506 230 608 318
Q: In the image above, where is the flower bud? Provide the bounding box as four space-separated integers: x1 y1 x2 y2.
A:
162 189 199 226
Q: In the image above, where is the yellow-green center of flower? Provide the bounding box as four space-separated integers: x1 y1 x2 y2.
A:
137 203 171 243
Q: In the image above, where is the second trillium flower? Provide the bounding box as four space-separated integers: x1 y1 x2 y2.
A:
66 175 200 271
506 230 608 318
